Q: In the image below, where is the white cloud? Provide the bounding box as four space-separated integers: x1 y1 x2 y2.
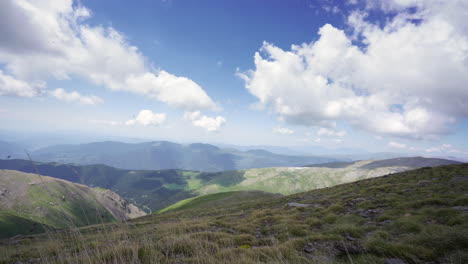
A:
124 72 217 110
0 70 45 97
50 88 103 105
388 141 407 149
126 110 166 126
238 0 468 139
425 144 462 154
333 138 344 144
317 127 346 137
184 111 226 132
273 126 295 135
0 0 217 110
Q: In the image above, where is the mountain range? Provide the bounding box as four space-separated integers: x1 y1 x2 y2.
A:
0 157 460 213
26 141 342 172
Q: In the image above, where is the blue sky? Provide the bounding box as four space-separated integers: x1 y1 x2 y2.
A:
0 0 467 158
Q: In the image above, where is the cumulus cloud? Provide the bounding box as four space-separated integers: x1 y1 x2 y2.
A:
184 111 226 132
126 110 166 126
317 127 346 137
273 126 295 135
238 0 468 139
0 70 45 97
388 141 407 149
0 0 217 110
50 88 103 105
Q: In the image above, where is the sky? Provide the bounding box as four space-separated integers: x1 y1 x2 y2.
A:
0 0 467 158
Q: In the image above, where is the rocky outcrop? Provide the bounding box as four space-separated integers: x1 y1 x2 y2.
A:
94 189 146 220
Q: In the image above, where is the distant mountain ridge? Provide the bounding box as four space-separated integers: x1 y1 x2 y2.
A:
29 141 341 172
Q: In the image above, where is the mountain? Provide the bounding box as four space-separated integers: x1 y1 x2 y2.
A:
2 164 467 263
30 141 341 171
0 157 459 212
304 161 358 168
194 158 461 196
0 169 145 238
304 157 461 169
0 140 25 159
0 159 200 212
359 156 463 169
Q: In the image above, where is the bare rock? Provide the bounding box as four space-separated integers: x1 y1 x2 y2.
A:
452 206 468 214
287 202 311 208
449 175 468 184
384 258 406 264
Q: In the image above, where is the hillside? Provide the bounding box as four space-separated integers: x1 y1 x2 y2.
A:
360 157 462 169
0 157 460 212
0 170 145 238
2 164 467 263
194 159 461 196
0 159 201 212
30 141 340 171
158 191 280 213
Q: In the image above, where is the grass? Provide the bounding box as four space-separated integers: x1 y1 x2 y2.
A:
0 211 48 239
1 164 467 263
0 170 126 239
1 158 441 212
157 191 279 213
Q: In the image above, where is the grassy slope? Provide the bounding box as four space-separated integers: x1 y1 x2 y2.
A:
157 191 280 213
0 158 461 212
0 170 119 238
0 211 49 239
1 164 467 263
195 160 416 196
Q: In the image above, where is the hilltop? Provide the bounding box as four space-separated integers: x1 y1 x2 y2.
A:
1 163 467 263
0 170 145 238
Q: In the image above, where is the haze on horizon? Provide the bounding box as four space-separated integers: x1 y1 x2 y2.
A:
0 0 467 159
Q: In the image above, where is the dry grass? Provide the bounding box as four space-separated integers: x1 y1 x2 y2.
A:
1 164 468 263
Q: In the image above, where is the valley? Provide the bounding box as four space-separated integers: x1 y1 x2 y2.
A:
1 164 467 263
0 157 459 213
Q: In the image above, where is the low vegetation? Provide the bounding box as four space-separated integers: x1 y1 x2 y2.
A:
1 164 467 263
1 157 457 213
157 191 279 213
0 170 145 238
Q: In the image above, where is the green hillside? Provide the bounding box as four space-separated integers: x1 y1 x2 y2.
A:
0 212 50 239
0 159 201 212
2 164 467 263
0 157 460 212
0 170 145 238
194 160 440 195
158 191 280 213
